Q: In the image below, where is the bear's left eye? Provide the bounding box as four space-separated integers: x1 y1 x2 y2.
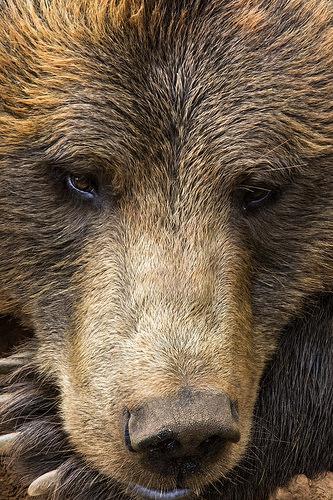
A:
239 186 274 212
66 174 97 200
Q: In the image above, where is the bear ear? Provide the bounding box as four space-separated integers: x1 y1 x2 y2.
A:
27 469 59 498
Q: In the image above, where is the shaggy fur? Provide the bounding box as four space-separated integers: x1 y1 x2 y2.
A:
0 0 332 498
1 294 332 499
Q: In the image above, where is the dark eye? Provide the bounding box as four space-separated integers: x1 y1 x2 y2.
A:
66 174 97 200
239 186 274 211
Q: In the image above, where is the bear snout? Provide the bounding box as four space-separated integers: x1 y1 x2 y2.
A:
125 389 240 478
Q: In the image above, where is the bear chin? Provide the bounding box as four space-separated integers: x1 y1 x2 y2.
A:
0 293 332 500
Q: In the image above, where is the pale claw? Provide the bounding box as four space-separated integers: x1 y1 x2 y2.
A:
0 393 11 404
0 432 19 454
28 469 59 497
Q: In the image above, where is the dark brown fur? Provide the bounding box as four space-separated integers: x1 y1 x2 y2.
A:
0 0 332 498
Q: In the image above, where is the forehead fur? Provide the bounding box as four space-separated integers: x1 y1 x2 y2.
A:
0 0 332 173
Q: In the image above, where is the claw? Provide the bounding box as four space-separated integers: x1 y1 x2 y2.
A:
28 469 59 497
0 352 30 374
0 393 11 404
0 432 19 454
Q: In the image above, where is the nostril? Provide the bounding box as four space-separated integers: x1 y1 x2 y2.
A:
162 438 181 454
146 432 181 455
198 434 224 456
180 459 200 476
132 428 181 454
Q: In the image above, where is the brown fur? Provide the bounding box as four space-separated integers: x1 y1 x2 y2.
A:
0 0 332 498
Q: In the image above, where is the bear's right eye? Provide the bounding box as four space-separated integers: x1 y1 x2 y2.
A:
66 173 98 200
241 186 273 211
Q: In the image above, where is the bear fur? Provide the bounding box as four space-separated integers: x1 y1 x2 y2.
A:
0 294 332 499
0 1 332 499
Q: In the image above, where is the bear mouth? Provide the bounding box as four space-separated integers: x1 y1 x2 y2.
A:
132 484 192 499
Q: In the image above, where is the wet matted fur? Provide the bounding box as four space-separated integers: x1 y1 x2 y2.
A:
0 0 332 499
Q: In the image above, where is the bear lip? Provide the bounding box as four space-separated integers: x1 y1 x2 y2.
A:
132 484 192 499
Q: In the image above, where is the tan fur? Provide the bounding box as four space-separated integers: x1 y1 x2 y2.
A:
0 0 332 497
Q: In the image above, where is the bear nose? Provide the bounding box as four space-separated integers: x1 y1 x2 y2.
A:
125 389 240 475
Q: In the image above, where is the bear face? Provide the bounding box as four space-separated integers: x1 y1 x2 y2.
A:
0 1 332 498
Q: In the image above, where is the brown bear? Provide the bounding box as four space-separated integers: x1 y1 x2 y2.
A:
0 1 332 499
